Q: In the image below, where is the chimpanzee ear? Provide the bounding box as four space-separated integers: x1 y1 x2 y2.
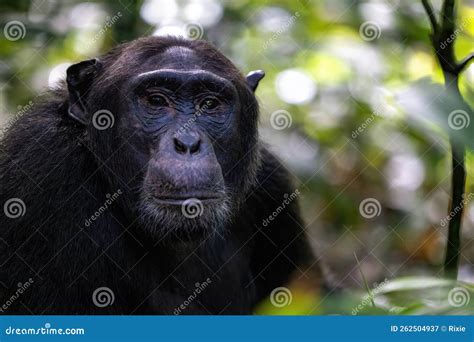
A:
66 59 102 124
246 70 265 92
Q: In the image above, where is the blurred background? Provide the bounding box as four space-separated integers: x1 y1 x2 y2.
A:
0 0 473 314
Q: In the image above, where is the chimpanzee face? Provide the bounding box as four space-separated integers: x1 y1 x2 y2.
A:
124 47 240 238
66 37 264 241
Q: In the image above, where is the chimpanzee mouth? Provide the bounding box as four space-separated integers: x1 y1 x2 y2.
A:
138 189 232 240
150 192 225 205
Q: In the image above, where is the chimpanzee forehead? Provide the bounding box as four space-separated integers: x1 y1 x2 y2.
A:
143 45 210 72
129 68 236 96
127 44 240 91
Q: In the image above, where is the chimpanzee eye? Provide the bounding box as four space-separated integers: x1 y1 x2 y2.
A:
146 94 168 108
199 97 220 111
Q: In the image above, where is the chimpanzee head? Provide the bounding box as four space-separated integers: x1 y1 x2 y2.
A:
65 36 265 240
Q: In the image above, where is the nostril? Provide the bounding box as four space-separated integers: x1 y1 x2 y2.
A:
173 138 187 154
190 140 201 154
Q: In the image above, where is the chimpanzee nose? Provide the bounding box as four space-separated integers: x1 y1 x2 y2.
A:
173 133 201 155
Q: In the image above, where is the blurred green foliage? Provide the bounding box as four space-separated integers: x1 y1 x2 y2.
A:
0 0 473 314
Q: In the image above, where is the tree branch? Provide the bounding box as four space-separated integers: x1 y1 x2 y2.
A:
441 0 456 34
421 0 472 279
421 0 439 33
456 53 474 74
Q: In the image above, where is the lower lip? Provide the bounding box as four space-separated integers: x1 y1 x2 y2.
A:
151 196 223 205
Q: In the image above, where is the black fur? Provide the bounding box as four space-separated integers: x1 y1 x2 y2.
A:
0 37 321 314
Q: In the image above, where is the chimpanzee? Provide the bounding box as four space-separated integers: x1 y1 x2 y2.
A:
0 36 323 314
